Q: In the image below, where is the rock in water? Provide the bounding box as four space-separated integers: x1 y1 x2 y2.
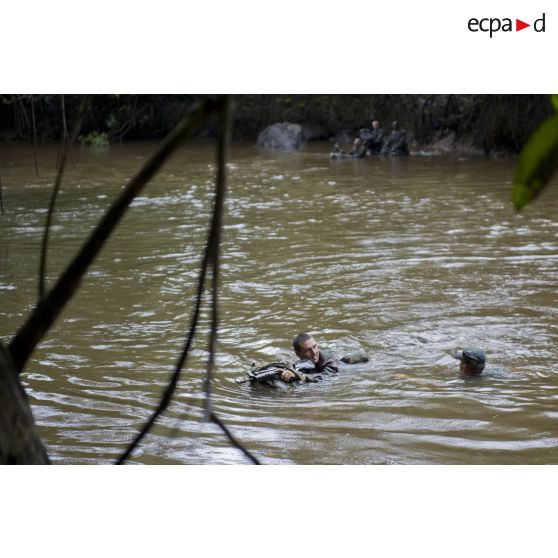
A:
257 122 304 150
340 348 369 364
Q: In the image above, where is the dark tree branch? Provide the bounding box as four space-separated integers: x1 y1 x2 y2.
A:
0 176 4 215
31 97 39 175
9 97 220 374
38 96 91 298
7 94 259 465
115 96 224 464
58 94 76 169
117 96 260 465
202 96 230 420
203 97 260 464
115 178 213 464
210 411 260 464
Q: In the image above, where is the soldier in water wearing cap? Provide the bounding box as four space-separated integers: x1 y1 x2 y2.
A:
453 348 486 376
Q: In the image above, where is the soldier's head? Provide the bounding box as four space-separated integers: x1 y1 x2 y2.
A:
353 137 361 146
453 349 486 376
371 119 380 130
293 333 320 363
391 120 400 130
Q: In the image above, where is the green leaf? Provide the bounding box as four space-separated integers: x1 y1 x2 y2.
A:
512 113 558 210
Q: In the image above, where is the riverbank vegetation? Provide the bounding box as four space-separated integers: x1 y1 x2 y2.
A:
0 94 554 155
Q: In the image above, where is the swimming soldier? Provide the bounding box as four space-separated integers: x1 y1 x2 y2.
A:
348 137 367 158
278 333 340 383
330 139 366 159
453 348 486 376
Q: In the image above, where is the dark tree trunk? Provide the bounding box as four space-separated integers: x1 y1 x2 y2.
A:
0 342 50 464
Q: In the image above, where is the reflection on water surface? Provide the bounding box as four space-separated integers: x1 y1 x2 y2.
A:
1 142 558 464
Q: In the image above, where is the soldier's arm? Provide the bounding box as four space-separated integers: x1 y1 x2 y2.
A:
321 356 339 374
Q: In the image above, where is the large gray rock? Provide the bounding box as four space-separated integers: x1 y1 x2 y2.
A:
257 122 304 150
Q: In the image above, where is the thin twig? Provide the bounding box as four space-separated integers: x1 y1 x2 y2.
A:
115 98 227 464
38 96 91 298
9 97 220 374
0 176 5 215
56 96 65 170
18 95 30 128
31 97 39 175
202 96 230 420
14 101 22 137
202 97 260 464
60 95 76 168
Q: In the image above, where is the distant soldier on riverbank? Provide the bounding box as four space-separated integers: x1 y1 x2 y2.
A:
381 121 410 156
359 118 384 154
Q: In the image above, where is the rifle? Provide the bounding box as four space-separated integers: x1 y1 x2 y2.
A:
246 362 309 384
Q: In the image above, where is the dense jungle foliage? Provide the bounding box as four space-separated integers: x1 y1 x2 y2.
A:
0 94 554 154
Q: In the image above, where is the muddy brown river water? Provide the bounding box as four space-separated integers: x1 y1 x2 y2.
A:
1 141 558 464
